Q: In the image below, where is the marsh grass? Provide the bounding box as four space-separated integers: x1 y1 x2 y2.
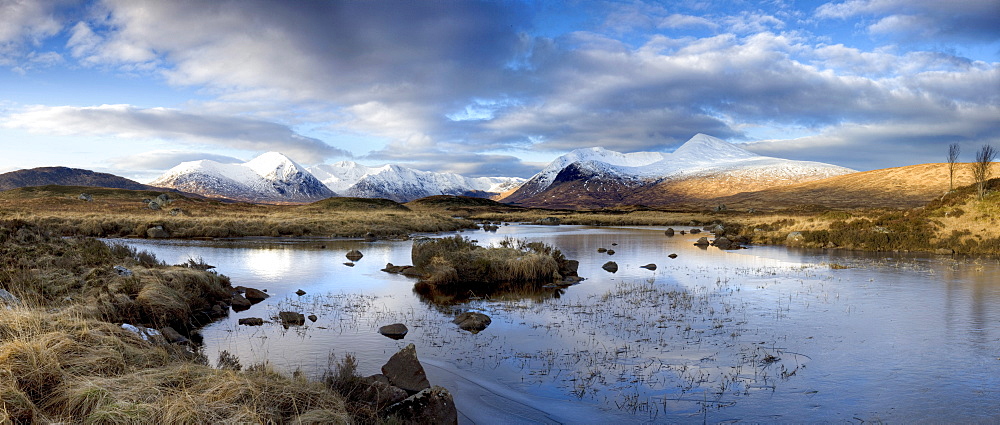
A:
0 220 364 423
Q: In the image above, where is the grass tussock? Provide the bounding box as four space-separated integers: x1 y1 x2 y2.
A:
412 236 573 299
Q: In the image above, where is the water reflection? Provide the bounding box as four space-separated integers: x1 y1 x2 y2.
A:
115 225 1000 423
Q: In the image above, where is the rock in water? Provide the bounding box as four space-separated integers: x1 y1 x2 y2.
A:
379 323 409 339
693 237 710 246
640 263 657 270
243 287 269 302
602 261 618 273
668 253 678 259
295 289 306 296
381 343 431 394
346 249 364 261
664 228 674 236
146 226 169 238
452 312 491 333
231 294 252 311
238 317 264 326
278 311 305 326
384 386 458 425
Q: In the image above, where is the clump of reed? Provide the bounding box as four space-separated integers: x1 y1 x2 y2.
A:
411 236 571 296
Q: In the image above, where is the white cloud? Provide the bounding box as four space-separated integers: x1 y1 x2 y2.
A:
816 0 1000 42
0 0 66 65
108 150 244 171
2 104 349 164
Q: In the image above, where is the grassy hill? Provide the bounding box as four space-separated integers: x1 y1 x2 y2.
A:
0 166 159 192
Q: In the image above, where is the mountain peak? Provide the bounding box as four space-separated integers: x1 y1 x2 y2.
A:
672 134 758 162
244 152 308 180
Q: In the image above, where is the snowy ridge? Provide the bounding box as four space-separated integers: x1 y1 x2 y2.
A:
505 133 855 205
151 152 334 203
308 161 525 202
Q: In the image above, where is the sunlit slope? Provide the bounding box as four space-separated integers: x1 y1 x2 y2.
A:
714 163 977 210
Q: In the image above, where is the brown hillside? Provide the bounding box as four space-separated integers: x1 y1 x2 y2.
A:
714 163 976 210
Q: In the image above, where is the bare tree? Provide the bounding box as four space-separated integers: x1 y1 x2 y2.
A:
971 144 997 200
947 143 960 191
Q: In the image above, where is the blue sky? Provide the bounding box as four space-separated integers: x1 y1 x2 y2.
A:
1 0 998 182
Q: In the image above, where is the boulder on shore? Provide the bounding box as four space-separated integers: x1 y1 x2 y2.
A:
231 294 252 311
452 312 491 333
381 343 431 394
383 386 458 425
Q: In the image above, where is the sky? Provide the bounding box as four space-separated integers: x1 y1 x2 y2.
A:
0 0 998 182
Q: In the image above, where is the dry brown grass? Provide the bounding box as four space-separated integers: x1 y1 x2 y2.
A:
0 185 475 239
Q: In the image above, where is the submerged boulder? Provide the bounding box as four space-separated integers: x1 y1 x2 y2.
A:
278 311 305 326
238 317 264 326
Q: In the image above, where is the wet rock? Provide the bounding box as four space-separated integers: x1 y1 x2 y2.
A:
690 228 701 234
452 312 491 333
400 267 424 278
210 304 225 317
611 243 618 246
713 237 738 250
344 262 355 267
379 323 409 339
381 343 431 394
0 289 21 307
295 289 307 296
597 247 607 253
346 249 364 262
278 311 306 326
640 264 657 270
664 228 675 236
78 193 93 202
308 314 318 322
383 263 406 273
243 287 269 302
146 225 170 238
383 386 458 425
159 326 188 344
560 260 579 277
113 265 133 277
668 253 678 259
238 317 264 326
535 217 561 225
606 249 615 255
602 261 618 273
361 374 409 409
679 230 687 235
231 294 252 311
693 237 710 246
711 224 726 235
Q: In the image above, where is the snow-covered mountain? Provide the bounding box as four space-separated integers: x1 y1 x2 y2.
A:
502 134 855 208
308 161 525 203
150 152 334 203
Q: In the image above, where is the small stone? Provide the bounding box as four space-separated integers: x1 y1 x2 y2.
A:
295 289 306 296
346 249 364 261
231 294 252 311
113 265 133 277
640 263 657 270
308 314 317 322
452 312 491 333
606 249 615 255
664 228 675 236
668 253 678 259
602 261 618 273
243 287 269 302
159 326 188 344
238 317 264 326
278 311 305 326
379 323 409 339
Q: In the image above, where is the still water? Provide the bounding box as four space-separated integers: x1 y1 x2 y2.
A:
118 224 1000 423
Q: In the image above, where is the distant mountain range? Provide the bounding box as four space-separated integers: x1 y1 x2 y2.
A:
2 134 872 208
0 167 159 192
308 161 524 203
149 153 526 203
150 152 333 203
501 134 856 208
